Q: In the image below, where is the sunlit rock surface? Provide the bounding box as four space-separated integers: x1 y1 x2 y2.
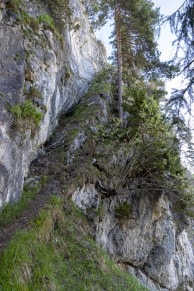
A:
0 0 105 206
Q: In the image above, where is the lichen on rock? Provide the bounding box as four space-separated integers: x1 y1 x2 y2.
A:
0 0 106 206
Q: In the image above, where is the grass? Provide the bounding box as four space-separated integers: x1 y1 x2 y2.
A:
40 0 72 33
115 202 133 220
6 1 64 43
6 0 25 12
26 86 42 100
0 196 147 290
0 185 38 227
36 13 63 43
9 100 42 128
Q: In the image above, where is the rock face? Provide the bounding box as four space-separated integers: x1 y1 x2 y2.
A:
1 1 194 290
72 185 194 290
59 84 194 291
39 79 193 290
0 0 105 206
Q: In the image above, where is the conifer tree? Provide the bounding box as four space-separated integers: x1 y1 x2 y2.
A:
115 2 123 120
83 0 162 121
166 0 194 112
163 0 194 166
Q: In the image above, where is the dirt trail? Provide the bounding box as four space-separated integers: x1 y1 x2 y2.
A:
0 133 71 251
0 111 79 251
0 190 50 250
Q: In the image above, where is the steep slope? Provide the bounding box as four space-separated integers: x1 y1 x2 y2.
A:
0 0 105 207
0 196 148 290
0 1 194 290
0 66 194 290
26 67 193 290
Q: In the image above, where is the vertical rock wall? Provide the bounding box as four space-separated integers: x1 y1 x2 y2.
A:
0 0 106 207
72 185 194 290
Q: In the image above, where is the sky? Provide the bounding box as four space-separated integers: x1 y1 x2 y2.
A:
96 0 193 170
95 0 185 95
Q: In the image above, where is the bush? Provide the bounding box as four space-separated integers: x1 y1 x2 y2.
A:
94 82 194 216
84 64 115 98
9 100 42 129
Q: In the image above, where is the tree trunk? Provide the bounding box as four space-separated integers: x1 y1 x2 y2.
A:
115 4 123 122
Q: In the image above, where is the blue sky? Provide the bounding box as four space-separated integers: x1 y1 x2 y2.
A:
153 0 185 93
95 0 185 93
96 0 184 60
95 1 193 169
154 0 185 61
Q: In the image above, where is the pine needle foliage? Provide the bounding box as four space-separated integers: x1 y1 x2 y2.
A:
94 79 194 217
166 0 194 112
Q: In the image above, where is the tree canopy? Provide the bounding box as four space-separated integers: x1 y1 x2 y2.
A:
166 0 194 113
83 0 165 120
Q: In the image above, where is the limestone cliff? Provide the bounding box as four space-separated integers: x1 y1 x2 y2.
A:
0 0 105 206
0 1 194 291
22 68 194 290
68 93 194 290
73 185 194 290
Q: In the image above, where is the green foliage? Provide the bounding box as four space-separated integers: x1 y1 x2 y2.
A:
133 98 183 176
0 185 38 227
37 13 54 27
6 1 64 43
6 0 25 13
0 197 147 290
7 0 36 27
9 100 42 128
39 0 72 33
9 104 22 119
72 104 89 119
84 64 115 98
65 68 71 80
21 100 42 125
94 81 194 216
115 202 132 220
40 175 49 187
166 0 193 104
36 13 63 43
95 202 106 217
25 86 42 100
84 0 164 79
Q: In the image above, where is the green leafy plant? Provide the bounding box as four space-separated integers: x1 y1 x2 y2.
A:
6 0 24 12
36 13 63 43
93 80 194 217
84 65 115 98
9 100 42 130
37 13 54 27
6 1 64 43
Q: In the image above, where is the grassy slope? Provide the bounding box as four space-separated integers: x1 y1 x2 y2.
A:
0 196 147 291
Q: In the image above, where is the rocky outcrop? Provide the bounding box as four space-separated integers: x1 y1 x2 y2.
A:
0 0 105 206
59 88 194 290
72 184 194 290
1 1 193 290
12 61 192 290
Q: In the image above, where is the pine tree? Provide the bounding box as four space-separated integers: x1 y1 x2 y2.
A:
166 0 194 111
83 0 162 121
163 1 194 167
115 2 123 120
